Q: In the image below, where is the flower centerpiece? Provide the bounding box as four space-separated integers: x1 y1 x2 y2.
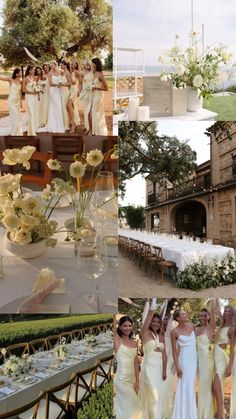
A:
55 337 68 361
0 146 59 258
159 32 232 110
3 355 24 378
84 334 97 348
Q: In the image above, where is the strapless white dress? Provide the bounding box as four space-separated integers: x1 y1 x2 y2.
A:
39 75 65 133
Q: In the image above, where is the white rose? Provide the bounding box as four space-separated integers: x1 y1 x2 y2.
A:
14 229 32 244
175 63 185 75
193 74 203 88
2 148 21 166
69 161 86 178
2 214 19 230
21 214 39 227
0 173 22 195
160 74 169 82
86 149 103 167
47 159 61 171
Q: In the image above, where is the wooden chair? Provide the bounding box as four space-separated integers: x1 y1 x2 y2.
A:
71 329 84 341
59 331 73 343
96 354 114 388
150 246 177 283
3 135 40 150
52 135 84 163
6 342 29 358
0 391 46 419
46 335 60 349
29 338 49 354
44 373 76 419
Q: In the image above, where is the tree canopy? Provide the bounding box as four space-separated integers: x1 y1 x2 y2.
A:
119 121 197 197
0 0 112 66
121 205 145 230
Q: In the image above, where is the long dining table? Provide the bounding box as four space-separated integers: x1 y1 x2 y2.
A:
119 229 235 271
0 196 117 314
0 334 113 414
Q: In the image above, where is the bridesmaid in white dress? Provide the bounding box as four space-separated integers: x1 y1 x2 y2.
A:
91 58 108 135
34 66 47 130
161 315 176 419
0 68 23 135
213 305 235 419
114 315 142 419
67 60 81 133
42 61 65 133
171 310 198 419
78 60 94 133
60 61 71 131
195 307 215 419
140 298 167 419
22 65 37 136
41 64 50 127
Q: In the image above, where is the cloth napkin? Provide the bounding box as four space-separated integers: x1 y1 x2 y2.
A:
0 386 16 395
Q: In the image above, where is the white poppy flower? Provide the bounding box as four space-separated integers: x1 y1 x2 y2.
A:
69 161 86 178
47 159 61 171
86 149 103 167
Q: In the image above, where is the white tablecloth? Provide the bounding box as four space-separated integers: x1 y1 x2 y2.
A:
119 229 234 271
0 204 117 313
0 338 112 414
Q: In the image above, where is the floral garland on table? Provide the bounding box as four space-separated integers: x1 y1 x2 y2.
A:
159 31 232 100
176 254 236 290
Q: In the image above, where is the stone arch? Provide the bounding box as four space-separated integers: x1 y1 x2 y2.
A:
169 199 207 237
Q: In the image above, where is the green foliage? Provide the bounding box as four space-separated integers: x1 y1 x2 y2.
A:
78 382 113 419
204 96 236 121
104 52 112 70
0 314 112 346
119 121 197 198
0 0 112 66
122 205 145 229
176 254 236 290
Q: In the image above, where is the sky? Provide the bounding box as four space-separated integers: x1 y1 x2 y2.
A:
113 0 236 65
121 120 213 207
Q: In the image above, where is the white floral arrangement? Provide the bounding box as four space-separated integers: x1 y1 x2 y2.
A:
0 146 58 247
55 337 68 361
84 334 97 348
3 355 24 377
159 32 232 99
97 331 113 345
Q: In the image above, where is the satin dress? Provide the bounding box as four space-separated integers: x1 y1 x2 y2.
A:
40 77 49 127
172 331 198 419
214 327 230 401
70 72 80 126
41 75 65 133
91 78 108 135
196 334 214 419
7 82 22 135
25 77 37 136
60 74 70 131
161 334 175 419
79 71 94 131
230 348 236 419
141 335 164 419
115 343 142 419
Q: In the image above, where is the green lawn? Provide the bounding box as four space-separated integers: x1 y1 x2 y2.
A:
204 95 236 120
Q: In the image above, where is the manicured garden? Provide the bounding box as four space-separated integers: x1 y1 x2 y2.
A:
78 382 113 419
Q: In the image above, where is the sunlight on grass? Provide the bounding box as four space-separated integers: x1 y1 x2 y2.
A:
204 96 236 120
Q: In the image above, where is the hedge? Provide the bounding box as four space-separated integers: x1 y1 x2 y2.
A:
78 382 113 419
0 315 113 347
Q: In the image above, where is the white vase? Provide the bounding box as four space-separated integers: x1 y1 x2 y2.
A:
4 232 46 258
186 87 203 112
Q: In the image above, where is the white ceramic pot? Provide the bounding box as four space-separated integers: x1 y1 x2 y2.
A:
186 87 203 112
4 232 46 259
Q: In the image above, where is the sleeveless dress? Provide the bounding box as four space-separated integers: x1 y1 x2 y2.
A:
115 343 142 419
7 82 22 135
91 78 108 135
161 333 175 419
141 334 164 419
25 77 37 136
41 75 65 133
60 73 70 130
172 330 198 419
196 334 214 419
79 71 94 131
230 346 236 419
214 326 230 414
69 72 80 125
39 77 49 127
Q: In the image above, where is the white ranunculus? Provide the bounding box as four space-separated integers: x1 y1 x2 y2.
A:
160 74 168 82
14 229 32 244
21 214 39 227
3 146 36 169
175 63 186 75
22 196 42 214
193 74 203 88
17 146 36 169
69 161 86 178
0 173 22 195
86 149 103 167
2 214 19 230
47 159 61 171
2 148 21 165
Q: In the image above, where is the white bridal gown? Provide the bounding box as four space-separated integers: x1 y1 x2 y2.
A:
172 331 198 419
40 75 65 133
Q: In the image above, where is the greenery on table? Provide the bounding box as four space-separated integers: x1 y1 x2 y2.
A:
204 96 236 121
176 254 236 290
78 382 113 419
0 314 112 346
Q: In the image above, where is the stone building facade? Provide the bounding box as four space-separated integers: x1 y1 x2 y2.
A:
145 122 236 247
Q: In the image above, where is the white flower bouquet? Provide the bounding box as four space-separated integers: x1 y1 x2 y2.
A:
55 337 68 361
0 146 58 247
159 32 232 99
3 355 24 377
84 334 97 348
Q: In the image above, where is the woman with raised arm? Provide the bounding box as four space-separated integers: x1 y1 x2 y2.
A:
22 65 37 136
171 310 198 419
114 315 142 419
91 58 108 135
213 302 235 419
195 304 215 419
140 298 167 419
0 68 23 135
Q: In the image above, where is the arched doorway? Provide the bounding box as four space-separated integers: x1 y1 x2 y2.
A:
174 201 206 237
